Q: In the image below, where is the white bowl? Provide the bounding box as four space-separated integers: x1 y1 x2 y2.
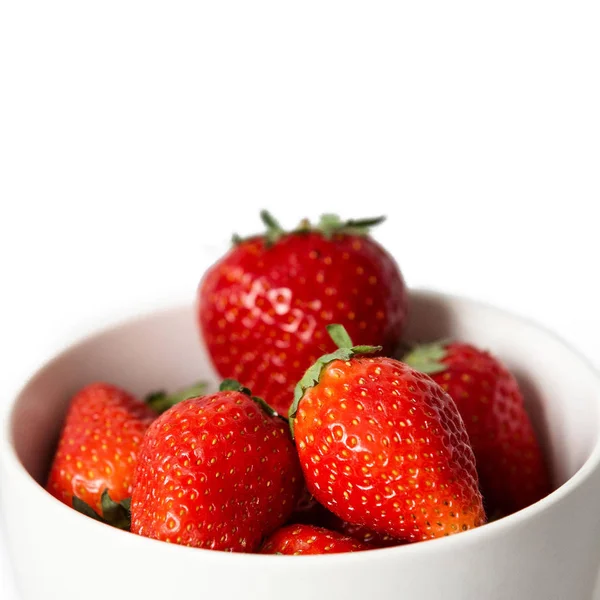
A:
2 290 600 600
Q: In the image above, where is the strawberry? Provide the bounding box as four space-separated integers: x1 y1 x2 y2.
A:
288 489 400 547
130 380 303 552
289 325 485 543
197 211 408 415
403 341 551 515
326 514 401 547
46 382 156 514
260 524 371 555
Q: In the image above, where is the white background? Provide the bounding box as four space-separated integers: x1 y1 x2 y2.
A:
1 1 599 596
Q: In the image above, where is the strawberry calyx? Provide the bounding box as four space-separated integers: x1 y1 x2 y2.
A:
312 213 386 239
73 489 131 531
232 211 386 247
219 378 280 418
288 324 381 436
145 381 207 414
401 340 450 375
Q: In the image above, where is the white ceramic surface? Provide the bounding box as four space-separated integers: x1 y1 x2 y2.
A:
2 290 600 600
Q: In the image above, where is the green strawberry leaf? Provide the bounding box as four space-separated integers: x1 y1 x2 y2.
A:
351 345 382 354
326 323 354 349
100 490 132 531
316 214 385 238
345 216 387 229
145 381 207 414
231 211 385 247
72 496 106 523
219 378 250 393
260 210 285 246
260 209 283 232
317 213 344 239
402 340 450 375
73 490 131 531
219 379 280 419
288 325 381 437
251 396 280 419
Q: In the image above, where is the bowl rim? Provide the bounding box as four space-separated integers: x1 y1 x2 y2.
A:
2 287 600 564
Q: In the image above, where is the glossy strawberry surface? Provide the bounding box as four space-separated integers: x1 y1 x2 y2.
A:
47 383 155 513
130 390 303 552
287 487 401 547
326 514 402 547
261 524 371 555
406 342 551 515
198 226 407 416
292 356 486 542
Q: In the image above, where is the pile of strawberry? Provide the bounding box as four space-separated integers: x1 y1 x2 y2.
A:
46 212 550 555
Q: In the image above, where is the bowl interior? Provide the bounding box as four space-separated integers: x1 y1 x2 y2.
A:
9 290 600 497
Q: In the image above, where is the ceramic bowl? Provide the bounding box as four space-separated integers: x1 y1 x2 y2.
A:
2 290 600 600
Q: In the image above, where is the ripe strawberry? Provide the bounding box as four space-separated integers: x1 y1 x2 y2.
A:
46 383 156 513
403 341 551 515
326 514 401 547
290 325 485 542
197 211 407 415
260 524 371 555
130 380 303 552
288 488 400 547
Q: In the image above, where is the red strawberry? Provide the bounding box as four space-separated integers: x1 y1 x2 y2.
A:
46 382 156 513
130 380 303 552
403 341 551 515
287 488 400 547
290 325 485 543
326 514 402 547
197 212 407 415
260 524 371 555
